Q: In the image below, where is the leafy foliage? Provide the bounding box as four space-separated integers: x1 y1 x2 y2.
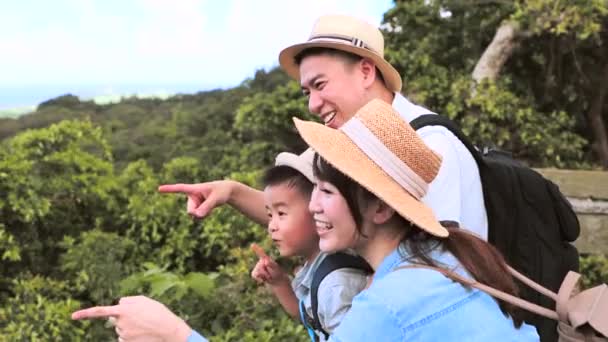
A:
580 254 608 289
1 2 607 340
383 0 603 167
0 276 89 341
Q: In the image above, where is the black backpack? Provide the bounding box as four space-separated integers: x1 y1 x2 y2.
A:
411 114 580 342
302 252 372 341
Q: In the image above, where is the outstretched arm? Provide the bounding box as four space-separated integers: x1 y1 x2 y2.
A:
228 181 268 225
158 180 268 225
71 296 203 342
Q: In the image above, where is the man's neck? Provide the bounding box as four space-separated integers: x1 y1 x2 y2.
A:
368 83 395 106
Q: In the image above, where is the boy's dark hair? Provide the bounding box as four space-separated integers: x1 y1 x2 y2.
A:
293 47 386 85
262 165 313 198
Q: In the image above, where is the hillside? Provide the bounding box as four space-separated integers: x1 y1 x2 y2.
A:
0 106 36 118
1 2 607 339
0 67 301 171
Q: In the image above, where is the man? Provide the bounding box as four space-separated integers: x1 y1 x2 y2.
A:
161 14 488 239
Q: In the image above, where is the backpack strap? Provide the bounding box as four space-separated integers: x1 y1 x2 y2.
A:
556 272 581 322
309 252 372 340
409 114 485 166
299 299 319 342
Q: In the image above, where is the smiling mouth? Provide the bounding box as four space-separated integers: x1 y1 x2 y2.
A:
315 220 333 234
322 111 337 126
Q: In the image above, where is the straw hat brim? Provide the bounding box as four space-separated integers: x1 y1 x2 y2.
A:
279 41 402 93
293 117 448 238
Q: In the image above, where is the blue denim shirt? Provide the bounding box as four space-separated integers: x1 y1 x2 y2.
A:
187 244 539 342
328 243 540 341
187 330 207 342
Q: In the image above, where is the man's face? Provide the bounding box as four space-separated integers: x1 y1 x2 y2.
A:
299 54 369 128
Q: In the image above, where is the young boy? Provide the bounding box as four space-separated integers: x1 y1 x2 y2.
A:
251 149 368 341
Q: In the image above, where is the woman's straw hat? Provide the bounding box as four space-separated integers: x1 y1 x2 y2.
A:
294 99 448 237
279 15 402 92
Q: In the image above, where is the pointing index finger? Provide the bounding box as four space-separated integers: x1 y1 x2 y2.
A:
250 243 268 259
158 184 194 194
71 305 121 320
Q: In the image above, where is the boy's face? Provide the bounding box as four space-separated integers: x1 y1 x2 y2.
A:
264 182 319 258
299 54 369 129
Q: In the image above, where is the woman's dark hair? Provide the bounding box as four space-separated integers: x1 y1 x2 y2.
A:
312 153 523 327
294 47 386 85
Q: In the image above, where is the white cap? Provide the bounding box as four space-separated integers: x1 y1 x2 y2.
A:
274 148 315 182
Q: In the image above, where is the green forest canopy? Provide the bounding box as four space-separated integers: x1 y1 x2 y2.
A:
1 1 607 340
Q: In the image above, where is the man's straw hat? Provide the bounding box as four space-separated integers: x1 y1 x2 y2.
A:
279 15 402 92
294 99 448 237
274 148 315 183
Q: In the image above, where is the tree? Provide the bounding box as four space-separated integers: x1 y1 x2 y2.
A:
234 80 317 169
383 0 606 168
0 120 118 279
2 4 608 339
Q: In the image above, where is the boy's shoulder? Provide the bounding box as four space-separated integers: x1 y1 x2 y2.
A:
313 252 371 298
292 252 328 288
319 267 369 292
294 252 370 300
312 260 371 337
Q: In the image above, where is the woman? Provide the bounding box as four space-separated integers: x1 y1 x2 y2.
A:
296 99 539 341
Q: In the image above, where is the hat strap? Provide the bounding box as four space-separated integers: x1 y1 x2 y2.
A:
308 34 378 54
341 118 428 199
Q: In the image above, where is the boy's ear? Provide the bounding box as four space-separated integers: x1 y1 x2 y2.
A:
371 199 395 225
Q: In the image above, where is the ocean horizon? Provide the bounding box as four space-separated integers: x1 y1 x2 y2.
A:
0 83 230 115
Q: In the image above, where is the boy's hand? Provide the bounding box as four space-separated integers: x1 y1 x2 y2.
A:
250 244 289 286
251 243 268 259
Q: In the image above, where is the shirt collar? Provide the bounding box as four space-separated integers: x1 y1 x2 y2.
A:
293 252 327 291
372 241 454 282
391 92 435 123
373 245 407 281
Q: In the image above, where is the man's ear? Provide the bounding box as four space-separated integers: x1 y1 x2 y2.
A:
359 58 377 88
371 199 395 225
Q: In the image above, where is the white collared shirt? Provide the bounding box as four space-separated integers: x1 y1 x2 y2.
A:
392 93 488 240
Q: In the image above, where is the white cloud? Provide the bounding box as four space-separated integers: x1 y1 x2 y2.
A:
0 0 391 86
193 0 388 83
133 0 209 57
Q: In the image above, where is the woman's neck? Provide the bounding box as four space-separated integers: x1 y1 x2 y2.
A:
357 226 404 270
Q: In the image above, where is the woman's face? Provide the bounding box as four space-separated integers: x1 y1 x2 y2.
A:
308 178 361 253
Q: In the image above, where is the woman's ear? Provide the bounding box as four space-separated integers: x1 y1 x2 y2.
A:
371 200 395 225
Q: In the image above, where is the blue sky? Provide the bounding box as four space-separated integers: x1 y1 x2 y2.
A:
0 0 393 109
